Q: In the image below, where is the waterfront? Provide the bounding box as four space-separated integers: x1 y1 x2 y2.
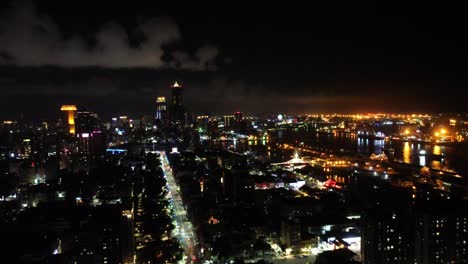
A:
226 128 468 177
306 133 468 175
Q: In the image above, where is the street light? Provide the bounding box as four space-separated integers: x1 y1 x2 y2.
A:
441 129 446 135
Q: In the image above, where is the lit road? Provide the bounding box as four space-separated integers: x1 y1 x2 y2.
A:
159 151 198 263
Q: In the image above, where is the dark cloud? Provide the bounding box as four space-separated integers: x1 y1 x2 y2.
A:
0 1 465 119
0 1 219 70
0 76 119 96
170 45 219 71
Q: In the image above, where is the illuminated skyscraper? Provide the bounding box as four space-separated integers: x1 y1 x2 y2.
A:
156 97 168 124
60 105 77 134
170 81 185 123
196 115 210 132
414 201 468 264
234 111 247 133
75 111 99 135
234 111 243 123
184 112 195 127
75 111 104 156
361 207 414 264
223 115 235 129
156 97 166 119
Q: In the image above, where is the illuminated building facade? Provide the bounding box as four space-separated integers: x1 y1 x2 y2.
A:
196 115 210 132
223 115 235 128
414 202 468 264
75 111 104 156
118 116 129 128
75 111 99 135
234 111 243 123
234 111 248 133
156 97 167 121
361 188 468 264
170 81 185 123
60 105 77 134
184 112 195 127
207 120 219 138
361 207 414 264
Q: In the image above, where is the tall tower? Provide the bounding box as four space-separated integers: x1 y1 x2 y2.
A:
60 105 77 134
156 97 167 120
75 111 104 156
234 111 243 123
170 81 184 123
75 111 99 135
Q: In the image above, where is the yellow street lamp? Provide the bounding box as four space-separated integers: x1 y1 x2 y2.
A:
435 132 440 137
441 129 446 135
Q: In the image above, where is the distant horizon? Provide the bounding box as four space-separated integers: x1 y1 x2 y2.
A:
2 109 467 123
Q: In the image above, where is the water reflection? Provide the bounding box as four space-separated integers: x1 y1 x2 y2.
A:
431 160 442 170
357 138 369 154
433 145 441 155
374 140 384 154
419 155 426 167
403 142 411 163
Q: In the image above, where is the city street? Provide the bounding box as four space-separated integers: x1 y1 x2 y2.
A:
159 151 198 263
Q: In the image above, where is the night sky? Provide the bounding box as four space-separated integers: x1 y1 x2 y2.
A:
0 1 467 119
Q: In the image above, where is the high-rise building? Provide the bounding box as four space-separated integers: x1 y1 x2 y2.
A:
414 201 468 264
155 97 168 128
223 115 235 129
361 207 414 264
170 81 185 123
360 185 468 264
118 116 129 128
361 188 415 264
60 105 77 134
75 111 104 156
234 111 248 133
156 97 167 121
234 111 243 123
207 120 219 138
184 112 195 127
75 111 99 135
196 115 210 132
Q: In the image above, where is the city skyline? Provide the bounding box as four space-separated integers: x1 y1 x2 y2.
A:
1 1 467 119
1 2 468 263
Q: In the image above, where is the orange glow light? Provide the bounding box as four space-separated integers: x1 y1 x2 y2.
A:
60 105 77 134
60 105 77 111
